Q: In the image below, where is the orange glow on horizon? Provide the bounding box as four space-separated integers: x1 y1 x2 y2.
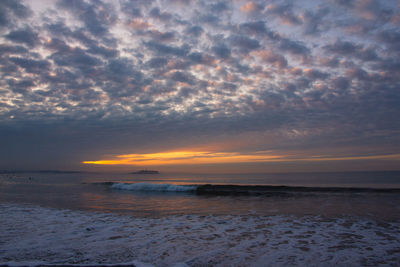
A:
82 150 400 166
83 151 284 165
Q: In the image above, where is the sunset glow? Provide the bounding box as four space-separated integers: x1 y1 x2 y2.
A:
83 151 285 165
83 151 400 166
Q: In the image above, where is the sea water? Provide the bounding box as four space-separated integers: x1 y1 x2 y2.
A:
1 171 400 266
1 171 399 218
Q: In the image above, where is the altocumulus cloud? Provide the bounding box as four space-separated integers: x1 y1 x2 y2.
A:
0 0 399 170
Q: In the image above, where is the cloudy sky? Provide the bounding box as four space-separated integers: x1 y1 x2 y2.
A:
1 0 399 172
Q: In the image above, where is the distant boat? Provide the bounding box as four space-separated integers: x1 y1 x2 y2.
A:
130 170 159 174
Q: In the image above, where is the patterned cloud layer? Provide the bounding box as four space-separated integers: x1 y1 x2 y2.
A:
0 0 399 169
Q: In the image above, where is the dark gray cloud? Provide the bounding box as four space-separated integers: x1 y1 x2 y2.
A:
239 21 281 40
229 35 260 51
333 0 354 7
378 30 400 45
354 0 394 23
144 40 190 57
146 30 176 42
57 0 117 37
87 44 119 58
105 58 142 83
212 44 231 59
169 71 195 85
7 78 35 92
197 14 220 25
184 25 204 37
331 76 350 90
266 3 302 25
0 0 32 27
146 57 168 68
304 68 329 80
44 38 71 53
9 57 51 74
279 38 310 55
301 7 330 35
378 29 400 54
119 0 153 15
324 40 379 62
50 48 101 71
209 2 230 14
0 44 28 55
149 7 172 21
5 27 39 47
324 40 358 54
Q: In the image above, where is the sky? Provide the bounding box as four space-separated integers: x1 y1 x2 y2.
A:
0 0 400 173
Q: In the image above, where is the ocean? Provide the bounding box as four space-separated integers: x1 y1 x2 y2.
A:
1 171 400 266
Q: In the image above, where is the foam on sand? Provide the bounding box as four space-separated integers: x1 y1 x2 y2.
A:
1 203 399 266
2 260 153 267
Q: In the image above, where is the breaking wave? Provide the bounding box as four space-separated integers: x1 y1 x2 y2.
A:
111 182 197 192
106 182 400 196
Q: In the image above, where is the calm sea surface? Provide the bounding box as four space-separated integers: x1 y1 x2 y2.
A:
1 171 399 219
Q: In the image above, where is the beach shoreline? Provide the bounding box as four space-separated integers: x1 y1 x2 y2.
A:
1 203 399 266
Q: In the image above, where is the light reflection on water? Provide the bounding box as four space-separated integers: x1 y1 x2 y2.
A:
0 171 399 220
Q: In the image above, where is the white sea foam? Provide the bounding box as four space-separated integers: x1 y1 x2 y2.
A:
111 182 197 192
1 203 399 266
